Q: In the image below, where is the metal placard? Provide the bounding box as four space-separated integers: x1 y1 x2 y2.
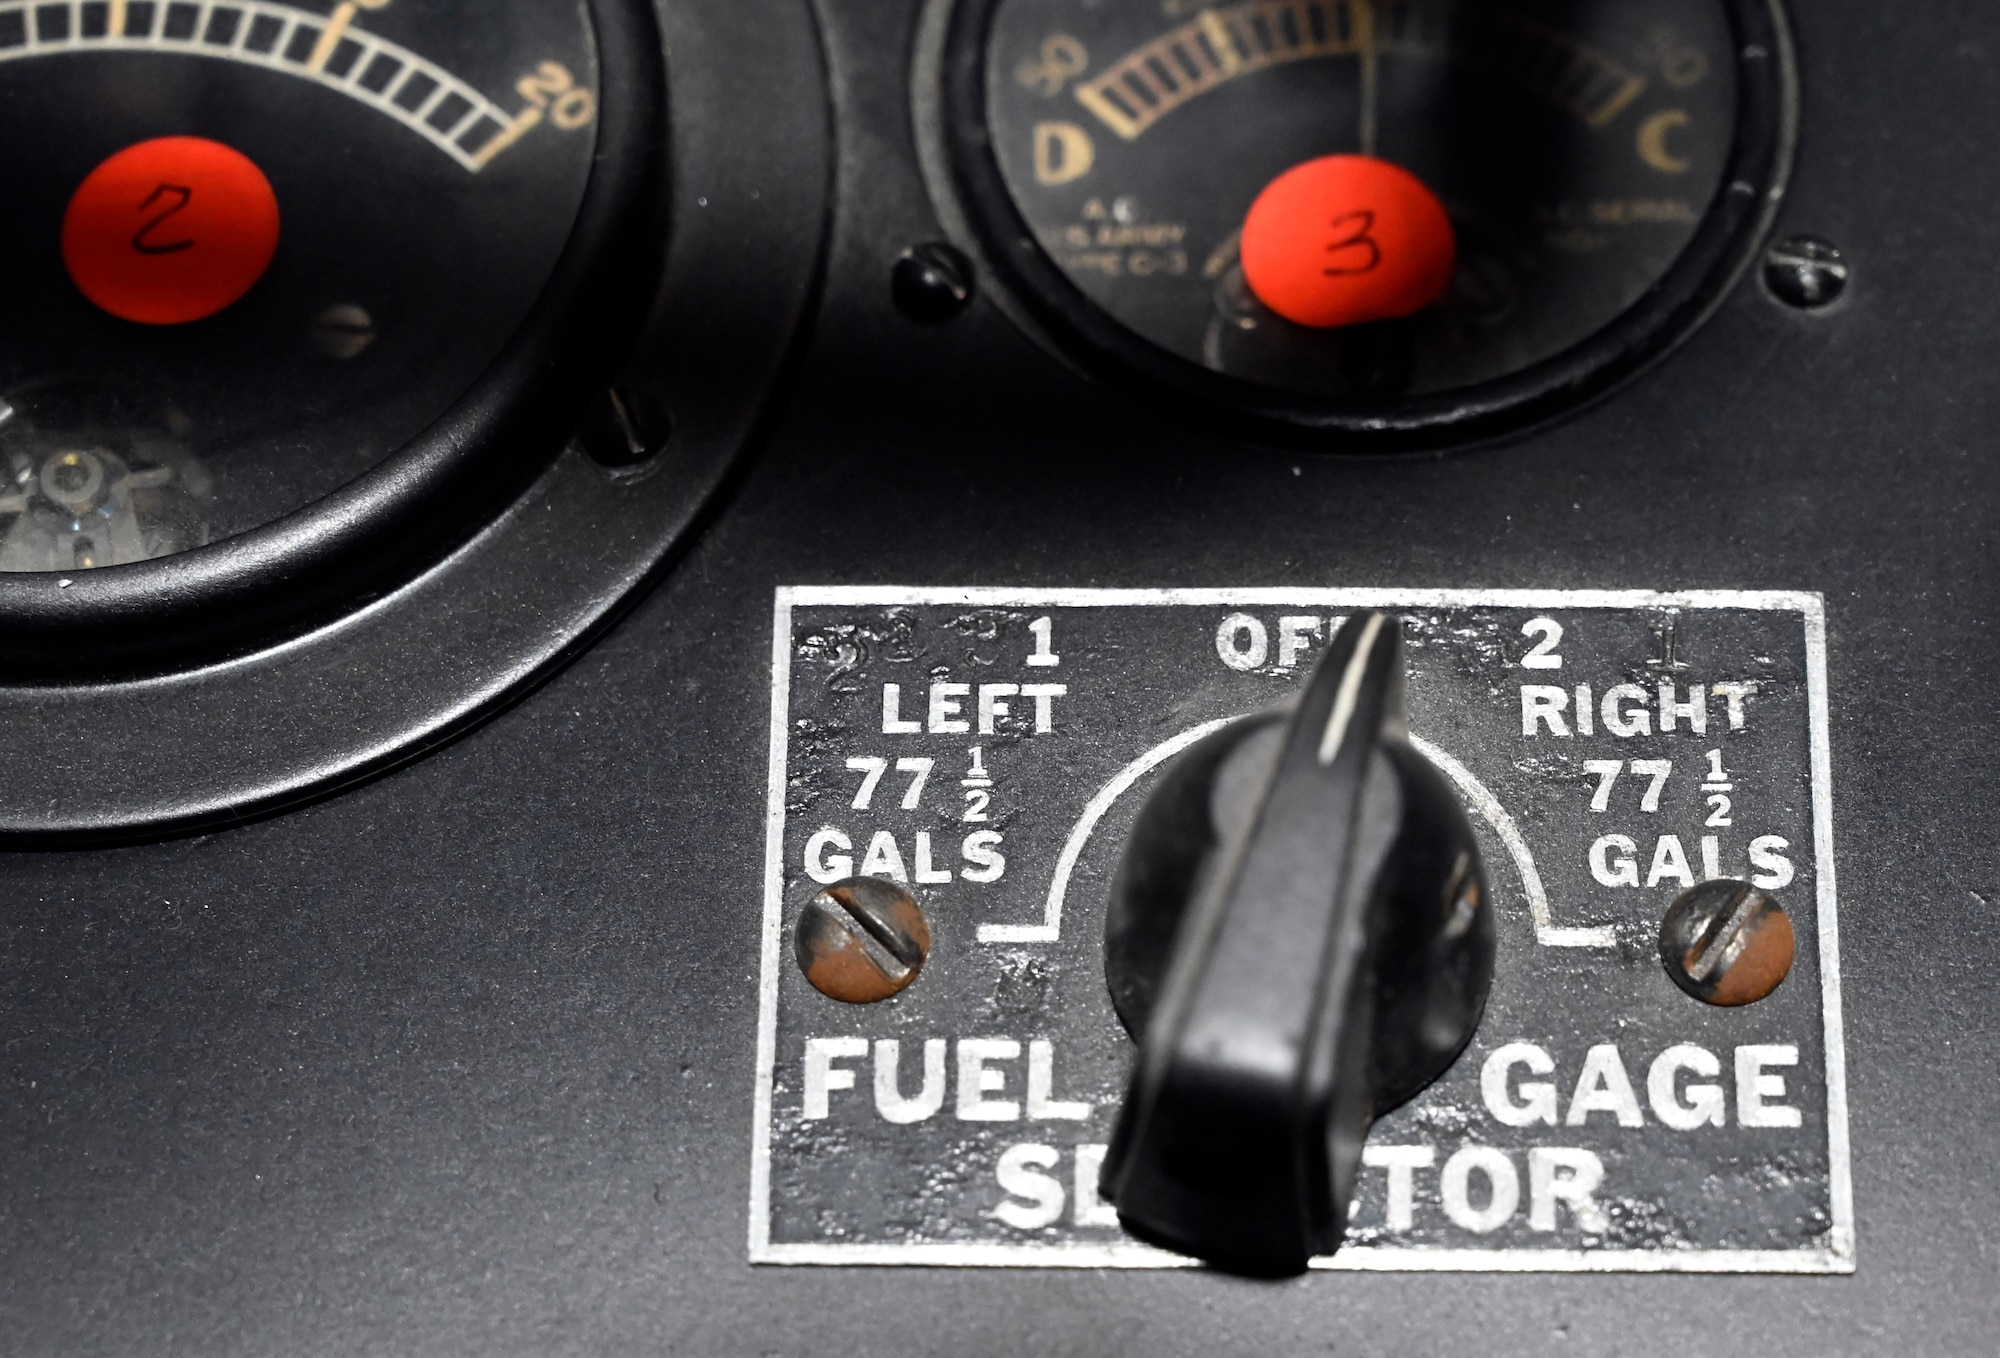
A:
749 588 1852 1272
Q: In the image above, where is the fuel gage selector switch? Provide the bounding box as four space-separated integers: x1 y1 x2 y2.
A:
1100 613 1495 1275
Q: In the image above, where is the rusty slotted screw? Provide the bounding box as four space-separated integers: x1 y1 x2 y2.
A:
1658 879 1795 1006
795 877 932 1004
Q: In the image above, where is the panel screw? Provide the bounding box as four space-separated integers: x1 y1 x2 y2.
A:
312 303 378 359
795 877 932 1004
1762 236 1848 310
891 242 975 323
1658 879 1795 1006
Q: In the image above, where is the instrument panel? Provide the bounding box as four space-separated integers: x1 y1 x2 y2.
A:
2 1 1997 1355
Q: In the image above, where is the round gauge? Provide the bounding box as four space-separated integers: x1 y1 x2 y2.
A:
0 0 657 664
0 0 832 838
943 0 1795 444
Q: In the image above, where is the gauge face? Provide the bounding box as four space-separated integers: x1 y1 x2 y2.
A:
958 0 1788 440
0 0 602 572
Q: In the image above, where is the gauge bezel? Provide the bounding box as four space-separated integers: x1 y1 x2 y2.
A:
0 0 666 680
934 0 1798 450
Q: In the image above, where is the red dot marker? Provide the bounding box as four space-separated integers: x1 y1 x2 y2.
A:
1240 154 1455 330
63 136 281 326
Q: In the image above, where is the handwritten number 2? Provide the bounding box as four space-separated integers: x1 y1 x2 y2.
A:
132 184 196 256
1322 209 1381 276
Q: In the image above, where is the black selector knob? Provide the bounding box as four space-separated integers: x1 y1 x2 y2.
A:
1099 612 1494 1275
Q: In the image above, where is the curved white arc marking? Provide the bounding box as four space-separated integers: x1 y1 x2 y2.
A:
980 721 1615 949
976 718 1234 944
0 0 524 172
1405 734 1616 948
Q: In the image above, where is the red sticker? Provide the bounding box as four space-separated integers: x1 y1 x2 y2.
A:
1240 155 1456 330
63 136 281 326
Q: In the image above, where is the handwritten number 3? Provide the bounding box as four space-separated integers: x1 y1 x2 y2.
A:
1322 209 1381 276
132 184 196 256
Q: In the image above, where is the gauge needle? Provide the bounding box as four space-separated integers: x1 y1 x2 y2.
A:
1356 0 1379 158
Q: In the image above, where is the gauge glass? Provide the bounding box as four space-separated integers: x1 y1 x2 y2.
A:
972 0 1764 416
0 0 602 572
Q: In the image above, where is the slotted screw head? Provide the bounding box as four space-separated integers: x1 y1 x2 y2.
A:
1763 236 1847 310
891 242 974 323
1659 879 1795 1006
795 877 932 1004
312 303 378 359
